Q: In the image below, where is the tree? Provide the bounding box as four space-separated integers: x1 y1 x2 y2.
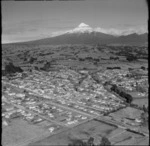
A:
22 73 28 79
141 112 148 127
128 68 133 71
3 86 6 91
29 57 36 64
103 81 110 86
23 90 29 95
141 66 146 70
148 114 149 130
125 94 133 103
107 67 112 70
87 137 94 146
126 55 137 62
41 61 51 71
114 87 120 94
5 62 23 75
68 140 86 146
110 84 117 92
114 67 121 69
119 91 124 97
34 66 39 70
110 57 114 60
143 105 148 113
2 70 6 76
115 57 119 60
100 137 111 146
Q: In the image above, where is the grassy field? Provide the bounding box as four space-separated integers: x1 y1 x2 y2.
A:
2 118 52 146
2 44 148 72
28 118 148 146
111 130 143 145
132 98 148 107
114 134 149 145
28 120 117 146
109 107 143 120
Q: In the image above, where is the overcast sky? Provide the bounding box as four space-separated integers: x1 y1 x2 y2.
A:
2 0 148 44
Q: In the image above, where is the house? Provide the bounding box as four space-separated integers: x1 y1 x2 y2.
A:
5 106 14 112
3 120 8 126
135 118 142 123
48 127 55 133
9 112 22 119
16 93 25 98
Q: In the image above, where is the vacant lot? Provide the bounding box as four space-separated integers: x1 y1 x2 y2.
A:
109 107 143 120
132 98 148 107
2 118 52 146
110 130 146 145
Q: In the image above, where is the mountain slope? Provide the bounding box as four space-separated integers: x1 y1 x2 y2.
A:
111 33 148 45
17 32 147 45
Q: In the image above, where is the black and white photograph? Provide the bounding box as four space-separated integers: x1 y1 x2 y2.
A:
2 0 149 146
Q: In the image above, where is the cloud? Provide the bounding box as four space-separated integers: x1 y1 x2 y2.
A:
94 25 148 36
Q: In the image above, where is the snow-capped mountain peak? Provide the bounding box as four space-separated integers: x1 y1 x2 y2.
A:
78 23 90 28
68 23 93 33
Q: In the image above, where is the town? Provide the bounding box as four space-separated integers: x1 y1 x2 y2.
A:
2 66 149 146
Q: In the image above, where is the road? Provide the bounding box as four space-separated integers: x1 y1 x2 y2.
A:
40 100 95 118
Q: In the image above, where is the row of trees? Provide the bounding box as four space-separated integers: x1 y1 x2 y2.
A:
68 137 111 146
109 56 119 60
143 105 149 113
141 111 149 128
126 55 137 62
79 57 100 62
107 67 121 70
110 85 133 103
141 66 147 70
40 61 51 71
29 57 37 64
